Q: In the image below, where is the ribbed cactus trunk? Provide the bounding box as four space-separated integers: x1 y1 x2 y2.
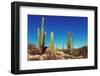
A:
50 32 54 49
37 16 46 54
41 16 45 48
67 32 74 52
50 32 55 58
37 28 41 48
41 27 44 47
42 32 46 47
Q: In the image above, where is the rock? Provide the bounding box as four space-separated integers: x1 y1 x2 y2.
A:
54 51 65 60
77 55 83 59
55 55 65 59
28 54 41 60
64 54 70 59
41 47 48 54
28 48 42 55
40 54 48 60
74 51 80 56
56 51 65 57
44 48 51 54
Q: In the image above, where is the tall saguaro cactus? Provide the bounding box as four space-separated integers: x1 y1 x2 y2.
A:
42 32 46 48
50 32 55 58
37 28 41 48
50 32 54 49
41 16 45 48
37 16 46 49
42 16 44 28
67 32 74 52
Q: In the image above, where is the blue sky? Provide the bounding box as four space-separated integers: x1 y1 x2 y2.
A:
28 15 88 48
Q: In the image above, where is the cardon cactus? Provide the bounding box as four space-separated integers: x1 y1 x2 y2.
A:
67 32 74 52
50 32 56 58
41 16 46 48
37 28 41 48
37 16 46 49
41 26 44 47
42 32 46 47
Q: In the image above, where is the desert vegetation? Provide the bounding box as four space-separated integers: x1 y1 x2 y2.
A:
27 17 88 61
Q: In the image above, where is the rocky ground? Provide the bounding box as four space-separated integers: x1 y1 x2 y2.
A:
27 46 87 61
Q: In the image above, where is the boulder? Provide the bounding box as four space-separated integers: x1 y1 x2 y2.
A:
40 54 48 60
28 48 42 55
28 54 41 60
54 51 65 60
44 48 51 54
56 51 65 57
55 55 65 60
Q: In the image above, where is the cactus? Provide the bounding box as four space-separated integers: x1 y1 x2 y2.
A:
42 32 46 47
50 32 56 58
67 32 74 52
37 28 41 48
50 32 54 50
41 26 44 47
37 16 46 49
42 16 44 28
41 16 45 48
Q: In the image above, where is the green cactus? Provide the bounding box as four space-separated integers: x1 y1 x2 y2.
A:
67 32 74 52
37 16 46 49
50 32 56 58
50 32 54 49
43 32 46 47
37 28 41 48
41 16 45 48
42 16 44 28
41 26 44 47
